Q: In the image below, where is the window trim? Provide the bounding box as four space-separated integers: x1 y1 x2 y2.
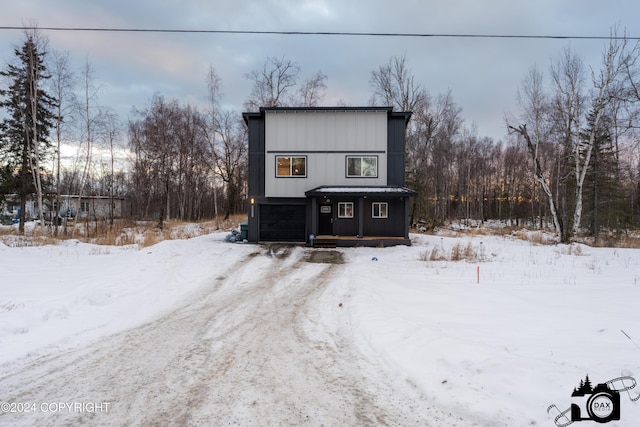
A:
338 202 354 218
346 155 378 178
372 202 388 218
275 155 307 178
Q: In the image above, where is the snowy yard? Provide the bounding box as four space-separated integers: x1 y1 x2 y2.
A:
0 229 639 426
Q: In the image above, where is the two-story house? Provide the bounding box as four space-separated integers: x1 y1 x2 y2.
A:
242 106 416 247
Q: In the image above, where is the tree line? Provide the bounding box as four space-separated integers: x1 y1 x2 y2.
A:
2 28 640 243
370 31 640 243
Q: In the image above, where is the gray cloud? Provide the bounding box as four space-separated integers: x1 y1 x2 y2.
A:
1 0 637 141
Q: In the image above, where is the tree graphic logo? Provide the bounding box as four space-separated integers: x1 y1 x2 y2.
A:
569 375 620 423
547 375 638 426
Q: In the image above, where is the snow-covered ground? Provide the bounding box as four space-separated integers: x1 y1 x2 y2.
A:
0 228 639 426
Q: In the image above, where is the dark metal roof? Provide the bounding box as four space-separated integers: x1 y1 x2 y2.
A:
242 106 412 125
259 106 393 113
305 185 417 198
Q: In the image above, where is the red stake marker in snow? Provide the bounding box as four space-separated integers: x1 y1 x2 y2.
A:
477 266 480 284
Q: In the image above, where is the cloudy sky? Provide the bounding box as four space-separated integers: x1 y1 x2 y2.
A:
1 0 638 142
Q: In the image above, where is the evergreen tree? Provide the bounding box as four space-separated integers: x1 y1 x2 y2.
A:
581 110 623 241
0 32 56 233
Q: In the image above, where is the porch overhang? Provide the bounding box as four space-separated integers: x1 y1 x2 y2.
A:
305 185 417 198
305 185 416 246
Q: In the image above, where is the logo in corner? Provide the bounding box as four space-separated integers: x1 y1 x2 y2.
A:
547 375 639 426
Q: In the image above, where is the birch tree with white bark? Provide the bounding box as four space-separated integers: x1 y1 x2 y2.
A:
549 47 586 242
510 30 640 240
48 49 76 234
206 65 221 229
71 58 101 235
0 28 55 234
572 33 639 236
509 66 562 238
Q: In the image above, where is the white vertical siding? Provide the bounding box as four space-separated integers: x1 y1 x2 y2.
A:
265 110 388 197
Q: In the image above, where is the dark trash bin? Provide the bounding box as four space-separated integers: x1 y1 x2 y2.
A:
240 220 248 240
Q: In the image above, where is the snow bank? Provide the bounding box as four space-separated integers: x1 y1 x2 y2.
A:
0 233 256 367
341 234 640 426
1 230 639 425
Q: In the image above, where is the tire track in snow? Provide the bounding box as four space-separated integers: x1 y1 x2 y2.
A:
0 245 477 426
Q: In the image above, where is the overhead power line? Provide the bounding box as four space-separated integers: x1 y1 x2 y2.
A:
0 26 638 40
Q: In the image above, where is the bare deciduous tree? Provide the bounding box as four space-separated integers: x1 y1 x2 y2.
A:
509 123 562 235
70 58 102 235
369 54 426 111
571 33 637 236
129 94 217 226
129 94 179 229
550 47 586 241
244 56 301 111
214 110 246 220
509 30 640 240
509 65 563 237
206 65 222 229
48 48 76 234
296 71 327 107
100 108 120 227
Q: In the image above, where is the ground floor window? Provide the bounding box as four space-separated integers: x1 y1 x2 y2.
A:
372 202 388 218
338 202 354 218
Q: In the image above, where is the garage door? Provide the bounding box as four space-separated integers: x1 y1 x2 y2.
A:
259 204 306 242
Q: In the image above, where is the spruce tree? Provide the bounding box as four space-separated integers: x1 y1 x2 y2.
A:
0 33 56 233
582 110 623 241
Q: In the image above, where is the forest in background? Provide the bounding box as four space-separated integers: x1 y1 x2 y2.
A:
2 28 640 244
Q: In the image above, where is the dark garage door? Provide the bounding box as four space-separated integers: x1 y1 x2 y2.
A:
259 204 306 242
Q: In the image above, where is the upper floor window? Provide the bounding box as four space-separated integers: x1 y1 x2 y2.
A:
276 156 307 177
346 156 377 177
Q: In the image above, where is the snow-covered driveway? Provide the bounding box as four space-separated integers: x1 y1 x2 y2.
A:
0 243 473 426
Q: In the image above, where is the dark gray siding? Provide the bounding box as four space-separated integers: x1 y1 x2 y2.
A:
387 113 410 187
245 113 265 242
247 115 265 198
363 199 406 237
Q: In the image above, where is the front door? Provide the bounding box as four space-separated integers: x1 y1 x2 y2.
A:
318 204 333 235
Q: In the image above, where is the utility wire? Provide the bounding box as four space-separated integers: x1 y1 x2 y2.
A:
0 26 638 40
